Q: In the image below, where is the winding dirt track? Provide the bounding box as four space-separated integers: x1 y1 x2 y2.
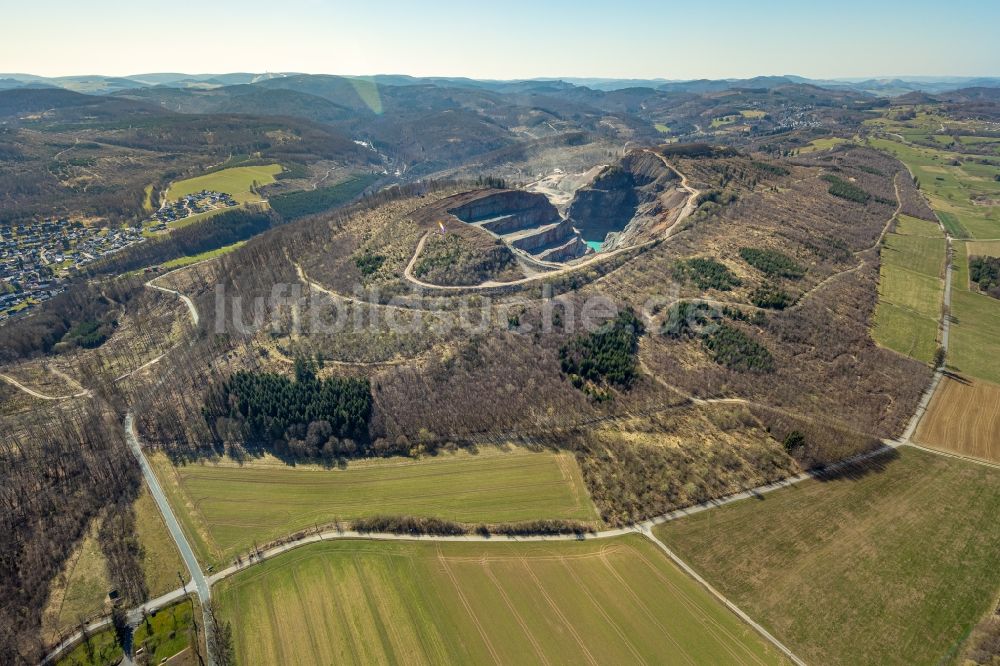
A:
0 373 89 400
36 154 971 666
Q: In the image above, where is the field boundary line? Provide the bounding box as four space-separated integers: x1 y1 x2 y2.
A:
45 439 975 666
637 527 807 666
903 441 1000 472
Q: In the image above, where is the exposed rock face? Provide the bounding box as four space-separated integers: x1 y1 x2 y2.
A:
509 219 578 253
567 150 682 249
448 190 587 262
538 236 588 262
448 191 560 232
567 166 639 239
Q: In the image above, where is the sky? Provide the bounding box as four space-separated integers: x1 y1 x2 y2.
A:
3 0 999 80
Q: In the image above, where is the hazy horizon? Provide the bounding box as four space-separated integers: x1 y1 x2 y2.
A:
3 0 998 80
5 71 1000 83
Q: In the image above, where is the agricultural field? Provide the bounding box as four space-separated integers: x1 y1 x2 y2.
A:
167 164 283 205
160 240 247 269
967 239 1000 257
948 241 1000 383
872 215 945 363
868 137 1000 239
915 375 1000 464
796 136 847 153
656 447 1000 666
869 125 1000 381
871 302 939 363
151 447 599 567
216 535 788 665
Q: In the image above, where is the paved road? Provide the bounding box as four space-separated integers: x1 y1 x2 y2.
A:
45 429 989 666
124 413 209 604
37 156 962 665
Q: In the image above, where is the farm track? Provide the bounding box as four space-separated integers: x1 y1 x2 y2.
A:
37 156 966 666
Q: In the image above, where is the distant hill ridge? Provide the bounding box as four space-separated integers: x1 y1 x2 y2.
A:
1 72 999 96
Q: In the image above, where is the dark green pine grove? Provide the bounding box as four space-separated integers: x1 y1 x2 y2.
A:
204 357 372 458
560 309 644 391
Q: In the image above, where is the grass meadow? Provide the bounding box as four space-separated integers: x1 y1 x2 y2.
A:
870 134 1000 380
152 448 599 568
656 447 1000 665
797 136 847 153
160 240 247 269
868 137 1000 239
168 164 282 205
872 215 945 363
947 242 1000 384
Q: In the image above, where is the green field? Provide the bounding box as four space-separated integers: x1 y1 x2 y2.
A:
872 215 945 362
948 243 1000 383
654 123 671 134
168 164 283 205
967 239 1000 258
872 302 940 362
132 597 198 664
711 115 739 128
868 137 1000 239
958 135 1000 146
216 535 788 665
657 447 1000 665
870 130 1000 379
160 240 247 269
152 448 599 567
797 137 847 153
55 626 122 666
133 487 186 597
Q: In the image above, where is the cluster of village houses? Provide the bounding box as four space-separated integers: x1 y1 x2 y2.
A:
0 220 144 321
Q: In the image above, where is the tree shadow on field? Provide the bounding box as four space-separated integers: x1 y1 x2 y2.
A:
942 369 972 385
810 446 902 483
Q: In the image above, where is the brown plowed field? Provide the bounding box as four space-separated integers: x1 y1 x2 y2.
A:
915 375 1000 463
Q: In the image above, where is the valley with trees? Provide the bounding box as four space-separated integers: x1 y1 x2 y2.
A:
3 32 1000 666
